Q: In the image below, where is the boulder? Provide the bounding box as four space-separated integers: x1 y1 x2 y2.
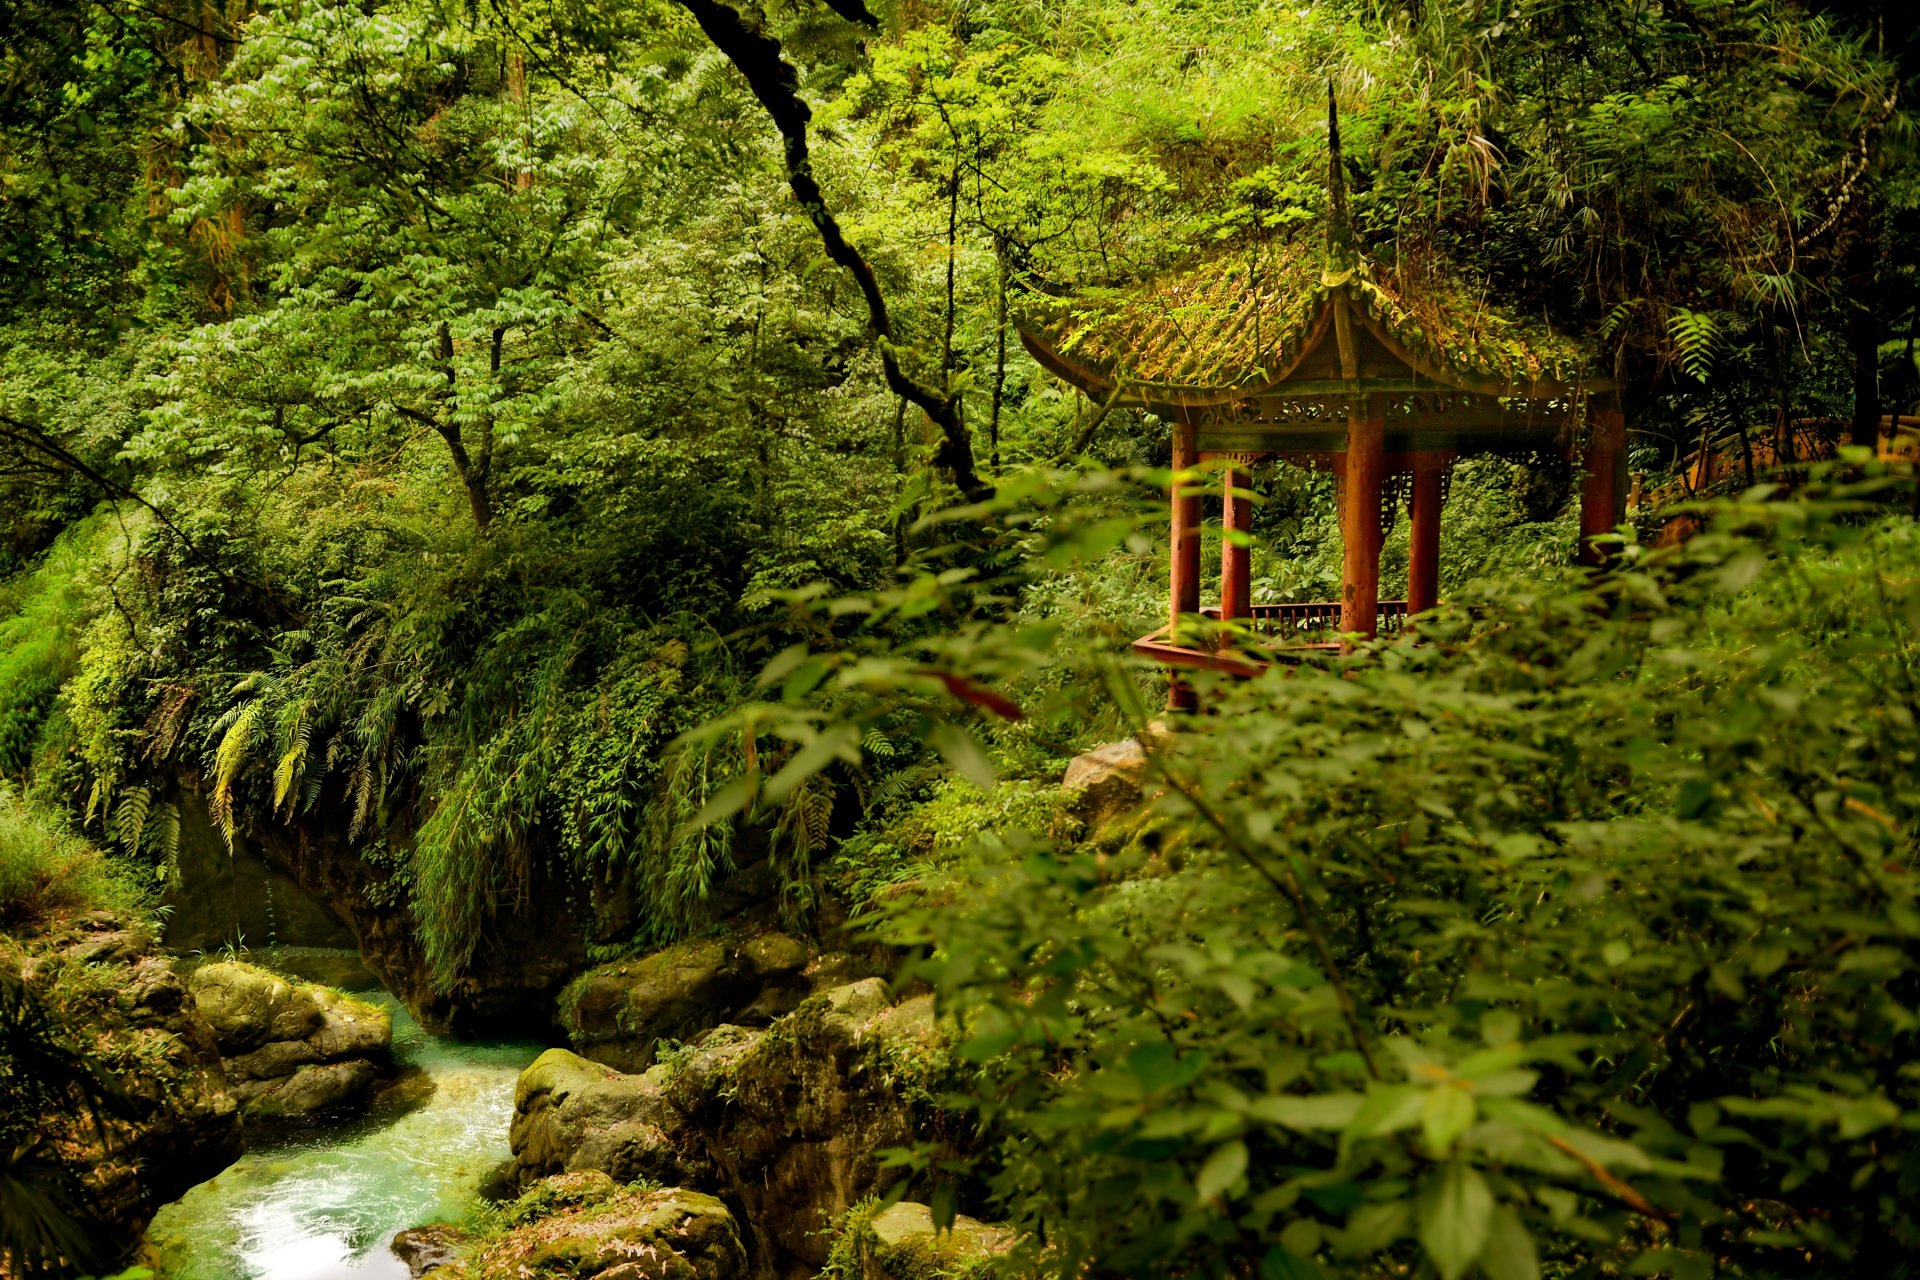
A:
18 950 243 1270
188 960 392 1124
842 1201 1014 1280
237 1059 380 1118
390 1224 467 1277
741 932 809 978
508 1048 700 1189
514 982 955 1277
1062 738 1149 827
190 962 321 1053
560 940 758 1072
472 1185 747 1280
559 929 846 1071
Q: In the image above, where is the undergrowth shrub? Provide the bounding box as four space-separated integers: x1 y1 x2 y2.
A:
0 517 112 780
0 788 147 926
700 462 1920 1279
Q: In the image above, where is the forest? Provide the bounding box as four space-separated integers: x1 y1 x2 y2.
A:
3 0 1920 1278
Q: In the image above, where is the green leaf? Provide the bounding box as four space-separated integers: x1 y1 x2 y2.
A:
1421 1087 1477 1155
926 721 997 791
1196 1139 1249 1203
1348 1085 1425 1139
1249 1093 1363 1130
1417 1163 1493 1280
1480 1204 1540 1280
1339 1199 1411 1254
684 769 759 831
1261 1246 1323 1280
763 724 861 803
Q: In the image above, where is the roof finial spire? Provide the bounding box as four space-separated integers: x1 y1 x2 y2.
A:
1326 79 1353 264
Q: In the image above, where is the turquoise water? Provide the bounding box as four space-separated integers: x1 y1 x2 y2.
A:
148 994 540 1280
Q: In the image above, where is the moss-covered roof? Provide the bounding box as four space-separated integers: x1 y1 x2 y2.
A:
1024 237 1600 402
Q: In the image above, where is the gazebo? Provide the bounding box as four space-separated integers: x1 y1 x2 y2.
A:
1020 93 1622 701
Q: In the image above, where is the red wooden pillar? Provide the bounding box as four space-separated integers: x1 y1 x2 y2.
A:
1341 409 1386 640
1170 427 1201 626
1580 395 1628 567
1168 428 1201 711
1407 454 1446 617
1221 463 1253 624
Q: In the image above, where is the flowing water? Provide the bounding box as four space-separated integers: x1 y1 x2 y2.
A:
147 991 541 1280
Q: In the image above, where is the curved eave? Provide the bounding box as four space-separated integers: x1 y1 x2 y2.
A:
1018 299 1338 411
1021 285 1615 410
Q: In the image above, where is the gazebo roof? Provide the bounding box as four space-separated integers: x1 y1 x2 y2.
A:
1023 244 1598 402
1019 90 1611 451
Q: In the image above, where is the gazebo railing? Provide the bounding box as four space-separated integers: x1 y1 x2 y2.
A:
1131 600 1412 677
1199 601 1410 640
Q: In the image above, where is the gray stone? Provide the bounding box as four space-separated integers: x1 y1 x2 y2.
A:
824 977 892 1030
861 1201 1015 1276
1062 738 1149 827
390 1224 467 1277
241 1059 379 1117
515 1187 747 1280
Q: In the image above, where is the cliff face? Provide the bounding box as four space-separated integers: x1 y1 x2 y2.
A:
7 913 246 1268
242 812 587 1037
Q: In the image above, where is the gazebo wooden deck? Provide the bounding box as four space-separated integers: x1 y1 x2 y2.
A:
1021 91 1622 703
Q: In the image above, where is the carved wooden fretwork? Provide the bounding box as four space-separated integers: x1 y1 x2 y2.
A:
1381 471 1413 536
1192 388 1587 435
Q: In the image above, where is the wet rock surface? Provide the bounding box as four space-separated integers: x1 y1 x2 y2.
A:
391 1223 470 1276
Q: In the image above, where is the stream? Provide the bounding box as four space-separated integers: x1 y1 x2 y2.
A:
147 990 541 1280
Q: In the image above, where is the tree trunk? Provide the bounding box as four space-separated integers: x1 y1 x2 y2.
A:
1847 201 1882 452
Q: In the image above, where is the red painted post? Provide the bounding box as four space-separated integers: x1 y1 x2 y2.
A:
1581 397 1628 567
1341 411 1386 640
1408 455 1444 617
1168 428 1201 711
1221 464 1253 624
1170 427 1201 626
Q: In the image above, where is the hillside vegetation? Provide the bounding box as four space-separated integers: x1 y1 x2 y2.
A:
4 0 1920 1276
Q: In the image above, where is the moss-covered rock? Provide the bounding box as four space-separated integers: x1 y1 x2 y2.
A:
555 925 885 1072
559 940 759 1072
468 1185 748 1280
506 1047 702 1189
188 959 393 1123
511 981 960 1277
190 960 324 1052
825 1200 1014 1280
4 923 244 1272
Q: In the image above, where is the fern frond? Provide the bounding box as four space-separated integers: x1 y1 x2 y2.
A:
147 802 181 880
211 697 269 850
111 786 152 854
271 700 314 817
1668 307 1722 383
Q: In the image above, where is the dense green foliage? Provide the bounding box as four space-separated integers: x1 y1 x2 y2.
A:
1 0 1911 981
5 0 1920 1273
714 466 1920 1277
